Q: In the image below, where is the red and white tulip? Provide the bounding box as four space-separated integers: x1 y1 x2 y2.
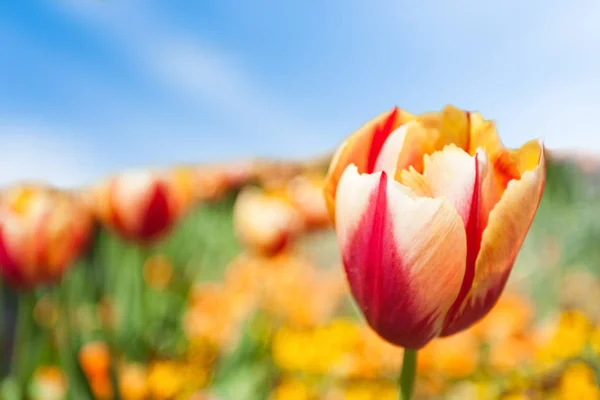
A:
85 169 193 243
324 105 545 348
0 184 92 289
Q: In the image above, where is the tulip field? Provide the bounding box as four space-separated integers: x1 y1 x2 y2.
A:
1 111 600 399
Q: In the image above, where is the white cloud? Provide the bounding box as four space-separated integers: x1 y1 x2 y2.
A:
0 124 103 189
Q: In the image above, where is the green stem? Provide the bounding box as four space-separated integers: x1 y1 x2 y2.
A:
55 283 74 399
12 291 36 390
0 279 11 379
132 245 152 361
87 232 122 400
56 275 97 400
399 349 418 400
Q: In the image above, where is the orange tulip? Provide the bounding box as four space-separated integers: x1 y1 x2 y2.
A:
79 341 113 400
85 169 193 242
0 184 92 289
323 105 545 348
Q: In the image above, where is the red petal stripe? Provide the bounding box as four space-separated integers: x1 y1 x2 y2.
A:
366 107 399 173
443 152 481 328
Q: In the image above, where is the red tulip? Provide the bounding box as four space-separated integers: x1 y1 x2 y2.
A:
0 184 92 289
323 105 545 348
85 169 193 243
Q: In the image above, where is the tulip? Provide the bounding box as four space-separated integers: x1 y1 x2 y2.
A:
79 341 113 400
233 186 304 255
118 363 148 400
323 105 545 349
0 184 92 289
85 169 193 242
287 173 331 229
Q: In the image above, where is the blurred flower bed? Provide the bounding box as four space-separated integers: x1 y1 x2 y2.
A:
1 153 600 399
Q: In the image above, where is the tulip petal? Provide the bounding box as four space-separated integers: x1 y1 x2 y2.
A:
139 183 171 240
398 145 478 226
323 108 415 222
419 105 470 151
468 113 521 184
0 225 26 286
466 114 529 231
510 139 545 175
335 164 467 348
373 123 410 175
467 112 503 156
441 144 545 335
375 122 437 176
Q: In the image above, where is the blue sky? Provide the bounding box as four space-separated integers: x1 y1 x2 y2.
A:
0 1 599 188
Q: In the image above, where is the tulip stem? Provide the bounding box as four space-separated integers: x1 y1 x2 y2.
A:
11 291 36 392
399 348 417 400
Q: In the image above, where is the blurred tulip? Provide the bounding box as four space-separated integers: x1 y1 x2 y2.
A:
79 341 111 380
79 341 113 400
323 105 545 348
119 363 148 400
287 173 330 229
85 169 193 242
0 184 92 289
29 366 67 400
233 186 304 255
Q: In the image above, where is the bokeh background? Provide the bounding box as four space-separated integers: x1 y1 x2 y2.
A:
1 1 600 399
